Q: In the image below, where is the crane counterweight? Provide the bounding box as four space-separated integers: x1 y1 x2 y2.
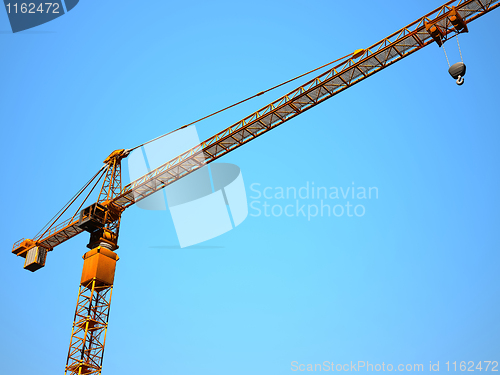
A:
23 246 48 272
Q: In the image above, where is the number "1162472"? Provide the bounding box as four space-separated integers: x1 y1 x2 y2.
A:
5 3 61 14
445 361 498 372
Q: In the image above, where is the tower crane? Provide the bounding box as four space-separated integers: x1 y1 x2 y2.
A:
10 1 499 374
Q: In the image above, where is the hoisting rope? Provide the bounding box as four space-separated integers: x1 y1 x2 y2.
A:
442 34 464 68
442 43 451 68
128 51 355 153
34 166 106 240
456 34 464 62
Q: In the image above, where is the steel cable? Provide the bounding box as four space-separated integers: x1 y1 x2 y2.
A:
128 51 355 153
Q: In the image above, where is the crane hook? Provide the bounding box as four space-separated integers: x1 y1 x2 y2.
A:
448 62 466 86
443 35 467 86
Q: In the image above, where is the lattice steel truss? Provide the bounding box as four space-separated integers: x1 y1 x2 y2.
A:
9 1 500 374
98 158 122 204
113 0 499 208
65 280 113 375
12 0 499 254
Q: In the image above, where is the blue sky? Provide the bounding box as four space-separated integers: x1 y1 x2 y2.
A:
1 1 499 374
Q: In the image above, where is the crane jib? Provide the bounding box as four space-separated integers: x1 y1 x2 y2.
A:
11 0 500 258
114 0 500 208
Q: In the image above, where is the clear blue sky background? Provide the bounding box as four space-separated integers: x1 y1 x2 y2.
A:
1 1 499 374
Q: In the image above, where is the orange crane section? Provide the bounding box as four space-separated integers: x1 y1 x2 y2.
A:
9 1 500 374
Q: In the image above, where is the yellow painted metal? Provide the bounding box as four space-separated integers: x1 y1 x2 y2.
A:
81 247 119 287
65 156 123 375
352 49 365 59
65 251 116 375
12 238 36 257
450 6 469 32
103 149 125 165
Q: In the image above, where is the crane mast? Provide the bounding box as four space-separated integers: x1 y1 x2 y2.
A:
9 1 500 374
64 150 126 375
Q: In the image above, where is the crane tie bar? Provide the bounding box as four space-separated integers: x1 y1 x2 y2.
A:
127 51 355 153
